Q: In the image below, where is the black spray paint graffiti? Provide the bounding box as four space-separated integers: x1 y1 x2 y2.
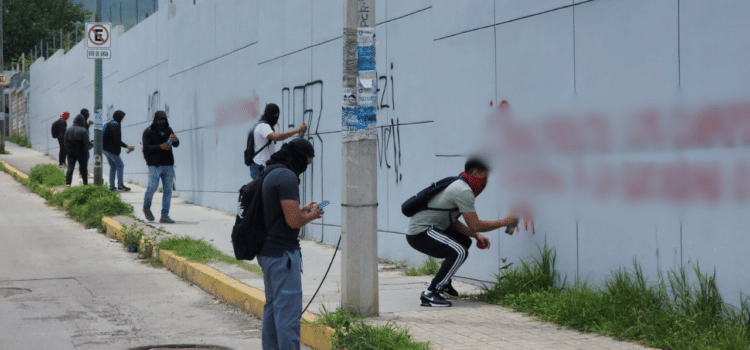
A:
376 63 396 111
281 80 324 239
378 118 403 183
147 90 170 120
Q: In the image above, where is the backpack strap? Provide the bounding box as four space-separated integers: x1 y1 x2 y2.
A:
248 123 274 158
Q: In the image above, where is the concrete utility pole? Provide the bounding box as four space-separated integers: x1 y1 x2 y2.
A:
93 0 104 185
341 0 378 316
0 0 4 154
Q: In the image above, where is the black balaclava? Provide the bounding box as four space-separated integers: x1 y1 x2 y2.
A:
152 111 169 135
72 115 86 127
261 103 280 127
265 138 315 177
80 109 90 120
113 110 125 123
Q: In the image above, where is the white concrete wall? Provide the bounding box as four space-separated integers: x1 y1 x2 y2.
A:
28 0 750 307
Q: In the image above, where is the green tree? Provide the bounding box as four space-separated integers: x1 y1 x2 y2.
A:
2 0 91 67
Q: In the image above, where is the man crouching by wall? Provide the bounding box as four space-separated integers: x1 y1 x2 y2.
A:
407 157 518 307
258 138 323 350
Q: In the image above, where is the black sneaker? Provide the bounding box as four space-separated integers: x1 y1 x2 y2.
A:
420 290 451 307
143 208 155 221
159 216 175 224
118 186 131 192
109 187 118 192
439 281 459 297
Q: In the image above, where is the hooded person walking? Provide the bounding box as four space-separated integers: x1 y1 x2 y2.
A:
141 111 180 223
257 138 322 350
51 111 70 166
103 110 135 191
63 115 93 187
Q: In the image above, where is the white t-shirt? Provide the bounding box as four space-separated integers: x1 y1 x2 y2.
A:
252 123 276 166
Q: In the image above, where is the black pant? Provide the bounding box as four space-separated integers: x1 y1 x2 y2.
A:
406 226 471 291
57 138 67 165
66 152 89 185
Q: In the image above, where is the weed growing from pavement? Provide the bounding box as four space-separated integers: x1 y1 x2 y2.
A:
122 224 144 252
404 256 441 276
474 241 750 349
8 134 31 148
312 306 431 350
29 164 66 187
49 185 133 229
158 236 263 276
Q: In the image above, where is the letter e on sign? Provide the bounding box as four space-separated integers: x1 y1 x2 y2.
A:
85 23 111 48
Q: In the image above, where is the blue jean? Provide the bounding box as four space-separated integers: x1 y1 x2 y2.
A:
143 165 174 217
258 250 302 350
249 163 264 180
103 150 124 189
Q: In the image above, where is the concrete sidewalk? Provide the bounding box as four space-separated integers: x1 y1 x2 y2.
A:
0 141 654 350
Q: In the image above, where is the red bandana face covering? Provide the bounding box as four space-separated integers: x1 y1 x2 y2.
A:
460 172 487 197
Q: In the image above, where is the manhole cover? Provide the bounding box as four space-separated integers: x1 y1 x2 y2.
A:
129 346 232 350
0 288 32 298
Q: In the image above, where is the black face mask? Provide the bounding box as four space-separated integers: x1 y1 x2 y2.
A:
154 123 168 134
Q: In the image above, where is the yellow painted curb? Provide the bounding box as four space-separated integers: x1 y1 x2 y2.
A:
102 216 335 349
0 159 59 195
0 159 29 180
102 217 125 240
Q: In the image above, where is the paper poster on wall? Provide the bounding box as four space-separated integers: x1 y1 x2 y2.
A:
342 27 378 142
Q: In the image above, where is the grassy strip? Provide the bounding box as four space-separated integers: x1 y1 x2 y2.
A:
29 164 66 187
159 236 263 276
315 307 432 350
0 161 56 200
475 241 750 350
8 134 31 148
49 185 134 230
404 257 441 276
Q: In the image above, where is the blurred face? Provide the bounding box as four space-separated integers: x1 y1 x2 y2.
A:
469 169 488 178
307 157 314 164
156 119 167 124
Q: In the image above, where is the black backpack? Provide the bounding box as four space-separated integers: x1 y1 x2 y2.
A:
401 176 467 217
231 164 285 260
244 122 273 166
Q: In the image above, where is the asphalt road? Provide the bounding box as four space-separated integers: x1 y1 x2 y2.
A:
0 170 265 350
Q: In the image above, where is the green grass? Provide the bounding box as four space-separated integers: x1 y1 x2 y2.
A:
404 257 441 276
159 236 263 276
29 164 66 187
475 242 750 350
49 185 133 229
315 307 432 350
0 161 56 200
8 134 31 148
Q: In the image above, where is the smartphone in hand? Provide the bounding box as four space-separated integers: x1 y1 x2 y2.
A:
318 200 330 210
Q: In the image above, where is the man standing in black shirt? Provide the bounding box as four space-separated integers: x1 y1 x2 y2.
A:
258 138 323 350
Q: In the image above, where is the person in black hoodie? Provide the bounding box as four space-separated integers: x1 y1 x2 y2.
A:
103 110 135 191
142 111 180 223
79 108 94 132
51 111 70 166
64 115 93 187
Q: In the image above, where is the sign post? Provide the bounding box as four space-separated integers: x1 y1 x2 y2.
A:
87 3 108 185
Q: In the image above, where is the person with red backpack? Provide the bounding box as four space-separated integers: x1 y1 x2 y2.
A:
404 157 518 307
